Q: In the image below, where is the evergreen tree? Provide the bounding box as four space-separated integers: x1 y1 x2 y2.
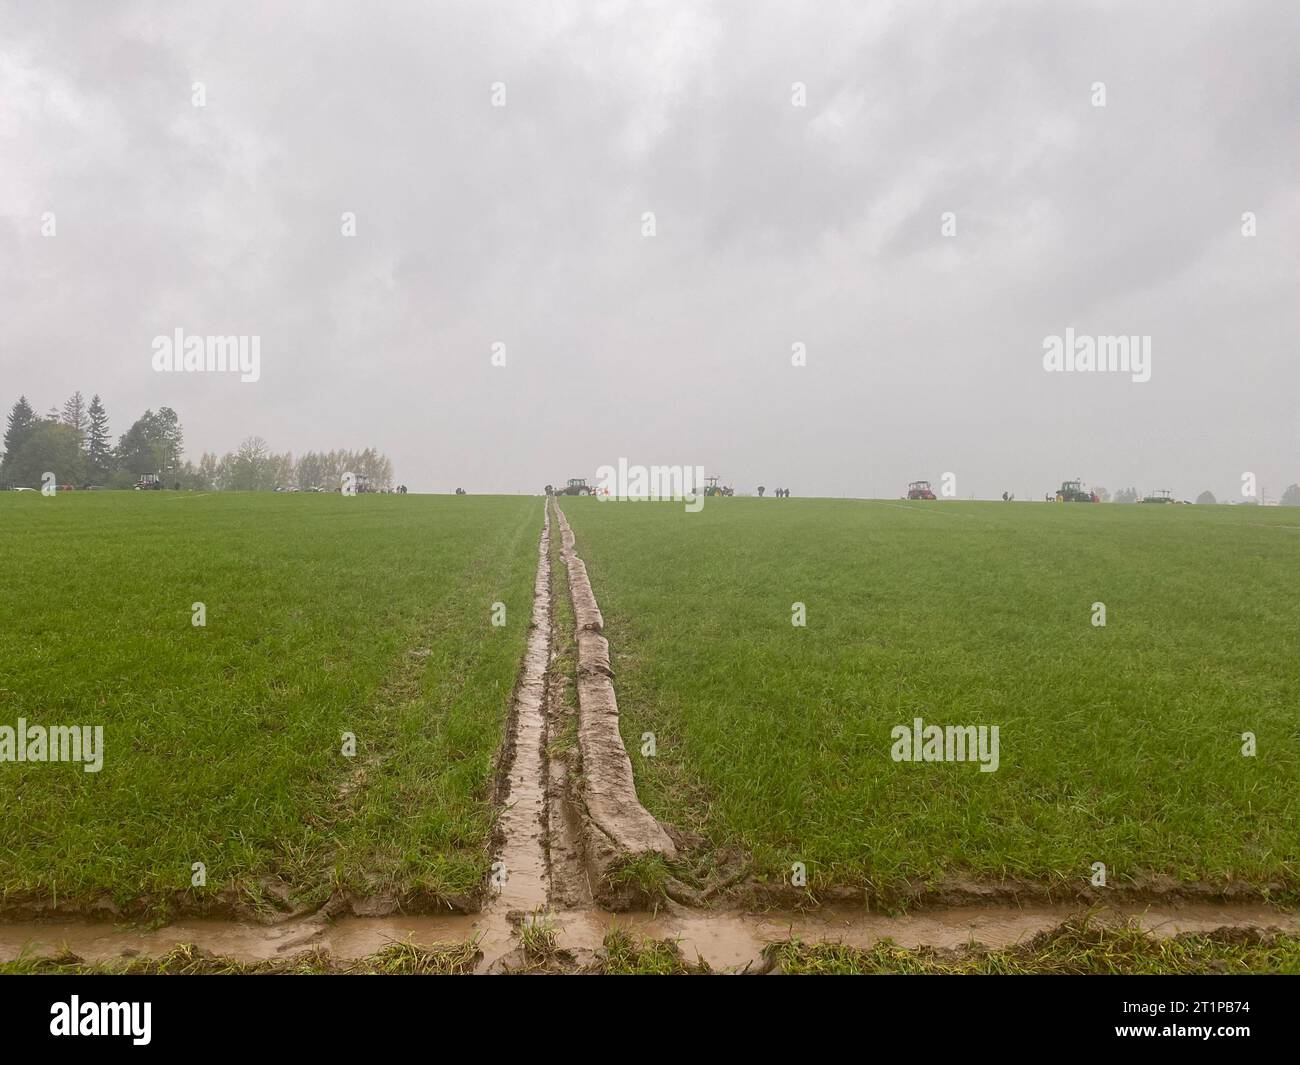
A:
2 396 38 476
61 391 88 439
86 394 112 483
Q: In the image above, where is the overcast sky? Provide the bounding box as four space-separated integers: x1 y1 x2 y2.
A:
2 1 1297 498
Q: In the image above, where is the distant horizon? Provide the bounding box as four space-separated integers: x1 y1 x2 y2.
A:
8 385 1296 502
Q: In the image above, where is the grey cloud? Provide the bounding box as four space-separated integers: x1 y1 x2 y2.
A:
1 0 1296 499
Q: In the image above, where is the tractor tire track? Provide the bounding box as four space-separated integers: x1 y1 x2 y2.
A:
488 501 554 913
550 499 677 887
542 522 595 910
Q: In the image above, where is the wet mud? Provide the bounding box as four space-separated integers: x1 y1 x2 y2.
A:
4 900 1295 974
487 502 554 913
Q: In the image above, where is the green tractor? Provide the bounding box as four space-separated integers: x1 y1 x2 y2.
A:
702 475 734 498
559 478 592 496
1141 489 1175 504
1053 479 1099 503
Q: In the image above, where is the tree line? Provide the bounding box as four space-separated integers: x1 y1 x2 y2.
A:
1103 486 1300 505
1 393 394 491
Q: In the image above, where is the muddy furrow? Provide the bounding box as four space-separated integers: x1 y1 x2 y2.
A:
5 901 1297 973
542 521 595 910
488 501 554 913
550 499 677 876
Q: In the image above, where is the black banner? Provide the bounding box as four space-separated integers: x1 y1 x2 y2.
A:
1 973 1293 1052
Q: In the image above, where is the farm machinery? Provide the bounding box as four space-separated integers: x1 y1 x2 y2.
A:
907 480 937 500
1141 489 1177 504
703 475 734 498
134 474 164 491
554 478 593 496
1051 479 1099 503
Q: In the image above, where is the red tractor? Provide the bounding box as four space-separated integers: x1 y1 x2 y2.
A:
907 480 937 500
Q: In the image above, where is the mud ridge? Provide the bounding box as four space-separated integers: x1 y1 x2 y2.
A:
550 499 677 890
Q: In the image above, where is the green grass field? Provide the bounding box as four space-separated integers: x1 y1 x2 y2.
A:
0 493 539 917
5 492 1297 920
559 497 1300 901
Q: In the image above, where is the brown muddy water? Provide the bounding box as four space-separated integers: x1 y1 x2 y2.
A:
487 502 553 914
3 902 1295 973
